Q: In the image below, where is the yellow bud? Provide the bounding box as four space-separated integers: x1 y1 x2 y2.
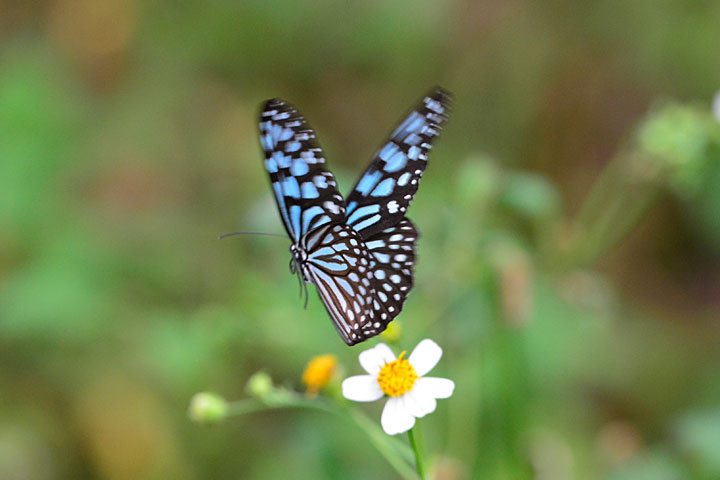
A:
302 354 338 394
380 321 402 343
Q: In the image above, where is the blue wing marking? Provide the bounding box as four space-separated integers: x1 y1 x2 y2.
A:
355 170 382 196
346 201 358 216
365 239 386 249
408 146 421 161
265 157 278 173
373 252 391 263
289 205 301 237
290 158 309 175
271 182 290 229
273 150 290 168
371 178 395 197
379 143 399 160
280 128 293 141
335 278 354 295
391 111 425 138
281 176 300 198
378 143 407 172
405 133 422 145
384 151 407 172
312 246 336 257
347 204 380 224
261 133 273 151
302 206 325 232
272 124 293 142
301 182 319 198
312 258 348 272
313 175 328 188
353 214 381 232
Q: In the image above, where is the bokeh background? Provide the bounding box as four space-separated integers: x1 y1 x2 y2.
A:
2 1 720 479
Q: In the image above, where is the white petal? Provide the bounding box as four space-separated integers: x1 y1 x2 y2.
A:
342 375 383 402
408 339 442 376
415 377 455 399
358 343 396 376
381 397 415 435
402 387 436 418
713 90 720 122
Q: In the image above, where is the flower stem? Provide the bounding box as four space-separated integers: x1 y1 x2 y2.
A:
561 151 662 269
408 427 426 480
225 394 417 479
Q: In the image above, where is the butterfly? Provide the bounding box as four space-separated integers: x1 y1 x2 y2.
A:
259 87 451 345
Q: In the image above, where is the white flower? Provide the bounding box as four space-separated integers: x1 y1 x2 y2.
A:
713 90 720 122
342 339 455 435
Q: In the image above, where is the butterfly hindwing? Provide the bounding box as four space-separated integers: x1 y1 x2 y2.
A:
260 100 346 242
345 88 452 239
303 221 418 346
364 218 418 324
304 223 376 345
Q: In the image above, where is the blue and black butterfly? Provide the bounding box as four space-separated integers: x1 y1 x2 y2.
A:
259 87 451 345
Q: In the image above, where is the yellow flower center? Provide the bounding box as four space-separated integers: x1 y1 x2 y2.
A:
302 354 337 394
376 351 418 397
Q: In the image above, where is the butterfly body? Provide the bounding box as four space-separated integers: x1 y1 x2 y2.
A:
259 88 451 345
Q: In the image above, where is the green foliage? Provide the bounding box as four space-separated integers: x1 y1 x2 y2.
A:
1 1 720 479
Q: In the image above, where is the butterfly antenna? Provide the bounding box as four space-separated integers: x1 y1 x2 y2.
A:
219 231 287 240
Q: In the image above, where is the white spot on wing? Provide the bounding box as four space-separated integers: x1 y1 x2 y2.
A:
323 201 341 215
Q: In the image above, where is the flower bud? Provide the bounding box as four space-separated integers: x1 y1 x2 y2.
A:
245 371 274 398
301 355 337 394
188 392 228 424
380 321 402 343
636 102 720 195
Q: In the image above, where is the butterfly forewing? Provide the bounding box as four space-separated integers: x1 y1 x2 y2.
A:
260 100 346 242
345 87 452 239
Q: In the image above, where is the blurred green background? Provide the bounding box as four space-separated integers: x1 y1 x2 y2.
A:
2 1 720 479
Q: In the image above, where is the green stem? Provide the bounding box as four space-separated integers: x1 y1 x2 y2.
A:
562 152 663 269
408 427 426 480
226 394 417 479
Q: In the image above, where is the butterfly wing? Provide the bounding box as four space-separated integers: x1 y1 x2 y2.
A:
364 218 418 321
303 223 377 345
344 87 451 336
259 89 450 346
304 220 419 346
260 99 346 242
345 87 452 239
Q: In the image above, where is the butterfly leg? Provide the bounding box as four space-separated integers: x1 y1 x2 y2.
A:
303 281 309 310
